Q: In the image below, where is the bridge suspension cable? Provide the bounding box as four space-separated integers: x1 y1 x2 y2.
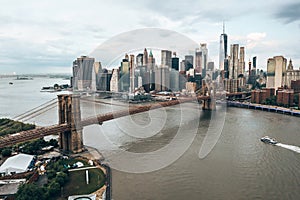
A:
13 98 57 121
80 98 129 107
19 103 58 122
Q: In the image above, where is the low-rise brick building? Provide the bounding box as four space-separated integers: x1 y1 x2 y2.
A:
291 80 300 94
251 88 275 104
277 89 294 107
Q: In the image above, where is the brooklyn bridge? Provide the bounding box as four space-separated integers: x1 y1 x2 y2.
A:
0 91 247 152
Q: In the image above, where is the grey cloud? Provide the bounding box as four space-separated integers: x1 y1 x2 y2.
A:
136 0 266 36
141 0 255 23
139 17 162 27
159 31 173 38
0 14 106 39
274 2 300 23
0 11 107 71
90 28 198 68
0 14 65 28
0 37 78 70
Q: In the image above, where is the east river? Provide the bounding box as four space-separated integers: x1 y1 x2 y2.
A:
1 77 300 199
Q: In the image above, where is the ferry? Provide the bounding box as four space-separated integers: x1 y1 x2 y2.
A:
40 86 62 92
260 136 278 145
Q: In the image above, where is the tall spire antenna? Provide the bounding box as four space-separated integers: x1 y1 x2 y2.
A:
223 21 225 34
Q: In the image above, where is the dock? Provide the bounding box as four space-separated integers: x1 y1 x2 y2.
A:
227 101 300 117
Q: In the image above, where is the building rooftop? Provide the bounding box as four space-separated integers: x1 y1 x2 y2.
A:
0 153 34 175
0 179 26 196
68 194 96 200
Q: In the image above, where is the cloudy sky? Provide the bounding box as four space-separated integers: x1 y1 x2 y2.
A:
0 0 299 74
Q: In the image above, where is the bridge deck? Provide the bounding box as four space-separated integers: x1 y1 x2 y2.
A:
0 97 205 149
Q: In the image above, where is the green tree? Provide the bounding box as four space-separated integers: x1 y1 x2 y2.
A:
49 138 59 147
294 94 299 106
48 181 60 197
55 172 68 186
1 148 12 157
16 184 48 200
265 96 277 106
0 118 35 137
20 139 48 155
46 169 57 180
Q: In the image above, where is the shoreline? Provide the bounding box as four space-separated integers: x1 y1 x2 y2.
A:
80 146 111 200
227 101 300 117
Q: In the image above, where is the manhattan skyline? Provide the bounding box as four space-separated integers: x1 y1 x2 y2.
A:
0 0 299 74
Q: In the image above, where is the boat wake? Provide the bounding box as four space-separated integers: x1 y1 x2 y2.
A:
275 143 300 153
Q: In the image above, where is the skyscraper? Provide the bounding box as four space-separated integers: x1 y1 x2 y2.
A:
248 60 252 79
171 52 179 71
207 62 214 71
219 22 228 71
129 54 135 93
119 54 130 91
94 61 101 75
200 43 208 77
155 67 170 91
238 47 245 76
170 69 179 92
120 55 129 74
97 69 111 91
72 56 95 91
266 56 287 90
148 50 156 91
143 48 148 66
94 61 102 90
148 50 155 70
229 44 239 79
252 56 257 69
224 58 229 79
237 47 246 86
206 62 215 80
180 60 185 72
136 53 143 67
161 50 172 68
195 49 202 74
184 55 194 71
110 68 119 92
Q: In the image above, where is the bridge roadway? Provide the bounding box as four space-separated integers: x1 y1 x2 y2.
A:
0 96 210 149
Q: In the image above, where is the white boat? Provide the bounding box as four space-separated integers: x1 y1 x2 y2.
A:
260 136 278 145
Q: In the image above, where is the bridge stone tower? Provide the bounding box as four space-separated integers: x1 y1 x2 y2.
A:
201 79 216 110
58 94 83 153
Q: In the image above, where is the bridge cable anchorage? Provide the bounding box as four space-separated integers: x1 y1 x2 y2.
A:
14 101 58 122
13 98 57 120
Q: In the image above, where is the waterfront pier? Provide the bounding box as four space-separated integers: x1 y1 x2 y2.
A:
227 101 300 116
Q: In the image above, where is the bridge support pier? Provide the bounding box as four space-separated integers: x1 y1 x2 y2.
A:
58 94 83 153
202 99 216 110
